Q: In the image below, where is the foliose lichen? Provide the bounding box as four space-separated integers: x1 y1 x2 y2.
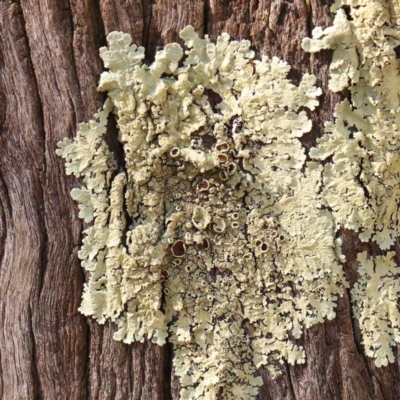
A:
303 0 400 367
57 27 348 399
352 252 400 367
302 0 400 250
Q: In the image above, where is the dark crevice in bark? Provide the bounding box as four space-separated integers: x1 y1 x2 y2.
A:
94 1 107 48
141 0 152 48
277 3 288 26
163 342 174 400
82 267 91 400
104 111 125 172
0 169 10 277
142 0 154 55
104 107 131 248
38 211 49 300
203 0 209 36
285 361 297 400
306 0 314 37
0 170 11 400
93 0 108 48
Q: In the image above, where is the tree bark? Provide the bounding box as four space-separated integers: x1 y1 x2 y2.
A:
0 0 399 399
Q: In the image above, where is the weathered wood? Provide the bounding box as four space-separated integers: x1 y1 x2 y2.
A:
0 0 399 399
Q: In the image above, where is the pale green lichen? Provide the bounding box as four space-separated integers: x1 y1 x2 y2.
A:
302 0 400 249
352 252 400 367
303 0 400 367
57 27 347 399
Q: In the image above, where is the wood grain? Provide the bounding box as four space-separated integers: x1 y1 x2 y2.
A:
0 0 398 399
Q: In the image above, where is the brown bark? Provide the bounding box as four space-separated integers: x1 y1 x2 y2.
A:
0 0 399 399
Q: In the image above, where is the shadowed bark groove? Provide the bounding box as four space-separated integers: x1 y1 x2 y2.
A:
0 0 399 399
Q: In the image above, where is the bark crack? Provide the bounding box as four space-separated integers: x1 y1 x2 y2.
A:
83 321 91 399
285 361 297 400
0 169 11 400
203 0 209 36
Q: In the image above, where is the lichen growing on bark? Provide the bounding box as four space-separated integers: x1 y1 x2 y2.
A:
352 252 400 367
303 0 400 367
303 0 400 250
57 27 347 399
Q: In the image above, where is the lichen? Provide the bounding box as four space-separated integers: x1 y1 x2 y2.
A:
302 0 400 249
57 27 347 399
302 0 400 366
352 252 400 367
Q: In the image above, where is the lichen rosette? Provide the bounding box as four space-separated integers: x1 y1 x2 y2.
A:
57 27 347 399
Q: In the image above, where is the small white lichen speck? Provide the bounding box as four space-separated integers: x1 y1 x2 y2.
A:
57 27 347 399
303 0 400 367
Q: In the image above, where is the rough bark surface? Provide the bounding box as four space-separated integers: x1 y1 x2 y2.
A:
0 1 399 399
